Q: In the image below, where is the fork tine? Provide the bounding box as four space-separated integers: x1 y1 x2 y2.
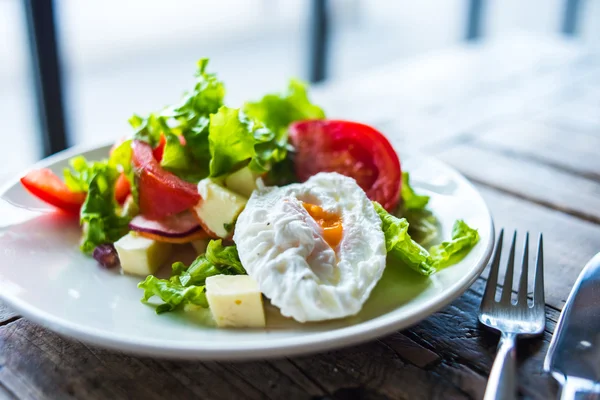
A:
500 231 517 305
482 229 504 306
517 232 530 306
533 233 545 308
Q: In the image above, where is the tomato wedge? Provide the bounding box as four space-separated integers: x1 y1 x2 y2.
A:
20 169 87 214
152 133 186 162
132 140 200 220
114 172 131 204
289 120 401 212
152 134 167 161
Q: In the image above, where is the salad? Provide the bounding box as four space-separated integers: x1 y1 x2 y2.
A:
19 59 479 328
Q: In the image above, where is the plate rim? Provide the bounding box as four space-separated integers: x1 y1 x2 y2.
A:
0 141 495 360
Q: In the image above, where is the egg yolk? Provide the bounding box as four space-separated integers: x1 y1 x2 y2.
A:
302 203 343 248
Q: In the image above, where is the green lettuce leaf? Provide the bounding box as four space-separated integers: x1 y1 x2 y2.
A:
181 117 211 167
375 202 480 275
204 239 245 274
374 202 435 276
243 79 323 185
397 171 438 246
79 170 131 254
208 107 260 177
62 143 135 254
64 140 135 194
63 156 108 193
208 106 288 177
401 171 429 211
175 239 245 287
243 79 325 136
129 113 170 148
129 58 224 180
175 58 226 117
138 240 245 314
160 132 207 182
138 276 208 314
404 209 440 247
429 220 480 268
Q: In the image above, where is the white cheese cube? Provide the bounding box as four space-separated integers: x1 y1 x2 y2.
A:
225 166 260 197
206 275 266 328
114 232 172 276
194 179 248 238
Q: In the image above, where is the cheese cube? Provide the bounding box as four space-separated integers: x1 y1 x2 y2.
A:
225 166 260 197
206 275 266 328
114 232 172 276
194 179 248 238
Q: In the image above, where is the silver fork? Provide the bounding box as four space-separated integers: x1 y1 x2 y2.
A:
479 230 546 400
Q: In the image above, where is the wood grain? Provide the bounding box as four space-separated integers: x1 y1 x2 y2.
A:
438 144 600 224
314 36 596 154
475 185 600 309
476 120 600 181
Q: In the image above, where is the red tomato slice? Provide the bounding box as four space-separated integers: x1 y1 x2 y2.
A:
152 133 186 162
152 134 167 161
20 169 87 214
289 120 401 212
114 172 131 204
132 140 200 220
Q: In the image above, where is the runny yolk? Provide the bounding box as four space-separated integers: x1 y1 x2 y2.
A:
302 203 343 248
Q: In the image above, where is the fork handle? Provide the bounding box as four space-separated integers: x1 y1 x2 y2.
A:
484 332 517 400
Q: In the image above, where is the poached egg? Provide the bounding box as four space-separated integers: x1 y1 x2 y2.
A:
233 172 386 322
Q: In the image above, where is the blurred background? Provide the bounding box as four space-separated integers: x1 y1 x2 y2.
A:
2 0 600 178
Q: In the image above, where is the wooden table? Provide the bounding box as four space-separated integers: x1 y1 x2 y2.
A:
1 34 599 400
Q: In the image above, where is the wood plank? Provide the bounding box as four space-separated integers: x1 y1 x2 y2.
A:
437 144 600 224
312 35 594 152
316 64 573 153
0 318 472 400
540 81 600 135
476 120 600 181
476 185 600 309
404 278 560 400
0 319 309 400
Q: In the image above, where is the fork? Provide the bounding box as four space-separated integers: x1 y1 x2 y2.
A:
479 230 546 400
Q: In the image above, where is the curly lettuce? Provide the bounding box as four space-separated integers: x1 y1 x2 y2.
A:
79 170 131 254
397 171 439 246
374 202 480 275
62 141 135 254
374 202 435 275
160 132 207 182
243 79 325 136
138 240 245 314
401 171 430 211
429 220 480 268
127 61 322 185
243 79 324 185
128 58 224 181
208 106 288 177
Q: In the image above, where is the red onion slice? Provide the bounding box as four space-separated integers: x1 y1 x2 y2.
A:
129 210 201 238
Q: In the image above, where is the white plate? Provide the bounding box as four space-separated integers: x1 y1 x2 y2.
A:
0 143 494 360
